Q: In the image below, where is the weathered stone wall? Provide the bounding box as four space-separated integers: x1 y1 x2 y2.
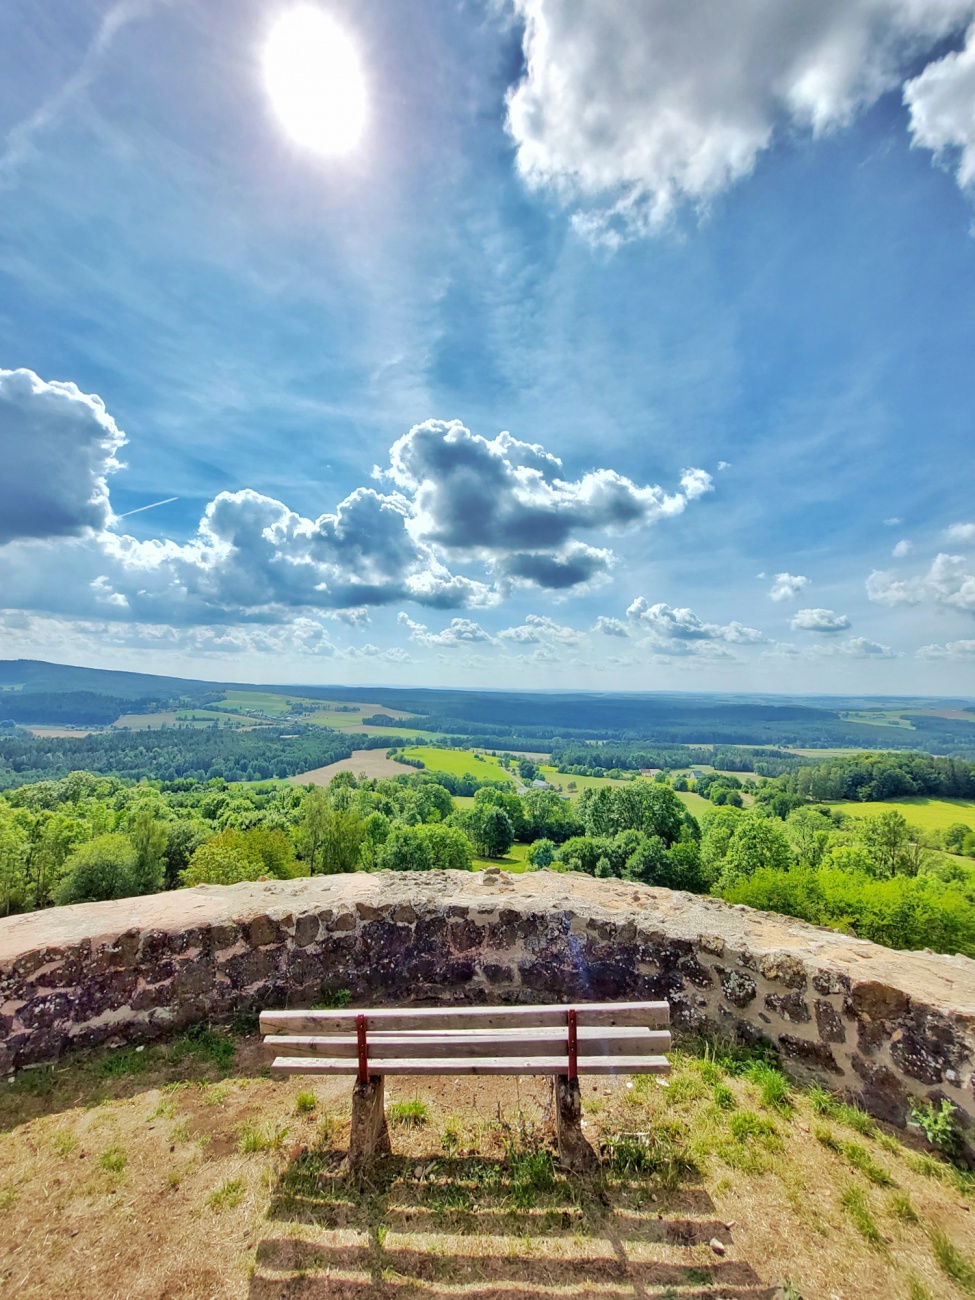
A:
2 870 973 1140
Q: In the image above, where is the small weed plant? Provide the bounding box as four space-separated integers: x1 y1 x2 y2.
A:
909 1098 962 1158
294 1091 317 1115
389 1098 429 1127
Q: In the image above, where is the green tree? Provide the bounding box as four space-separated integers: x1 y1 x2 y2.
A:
55 834 138 904
129 808 167 894
527 837 556 868
318 808 366 874
469 806 514 858
719 816 793 889
422 824 473 871
379 825 432 871
0 815 29 915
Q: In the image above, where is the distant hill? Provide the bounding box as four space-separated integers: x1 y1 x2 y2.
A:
1 658 973 753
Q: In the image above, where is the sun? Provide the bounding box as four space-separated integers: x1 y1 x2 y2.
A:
262 6 367 157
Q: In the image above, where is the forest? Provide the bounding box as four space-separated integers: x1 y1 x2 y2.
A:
2 751 975 962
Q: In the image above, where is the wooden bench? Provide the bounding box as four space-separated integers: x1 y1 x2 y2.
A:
260 1000 671 1172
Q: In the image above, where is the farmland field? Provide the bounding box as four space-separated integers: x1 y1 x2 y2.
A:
826 797 975 835
401 746 513 781
112 711 178 729
290 749 414 785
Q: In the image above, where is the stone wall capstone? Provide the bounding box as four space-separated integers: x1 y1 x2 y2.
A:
1 870 973 1141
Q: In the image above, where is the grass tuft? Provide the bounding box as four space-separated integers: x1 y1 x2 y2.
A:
839 1184 885 1248
99 1144 127 1174
294 1091 317 1115
744 1061 793 1114
887 1190 918 1222
930 1228 975 1295
237 1121 290 1153
207 1178 246 1212
388 1098 429 1127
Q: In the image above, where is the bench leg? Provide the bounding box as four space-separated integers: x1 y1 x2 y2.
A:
348 1075 391 1174
554 1074 598 1174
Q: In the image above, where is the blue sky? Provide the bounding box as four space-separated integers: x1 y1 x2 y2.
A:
1 0 975 693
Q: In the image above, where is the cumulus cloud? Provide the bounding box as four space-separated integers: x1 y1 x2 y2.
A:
867 553 975 613
905 23 975 190
506 0 975 243
397 612 499 648
386 420 709 590
498 613 581 645
945 522 975 541
592 615 629 637
627 598 766 645
0 384 712 623
769 572 810 602
917 639 975 658
892 539 913 557
790 608 852 633
0 368 125 544
835 636 896 658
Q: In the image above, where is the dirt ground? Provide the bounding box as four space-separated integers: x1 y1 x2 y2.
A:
1 1032 974 1300
291 750 416 786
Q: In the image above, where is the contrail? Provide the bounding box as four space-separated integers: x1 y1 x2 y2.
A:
117 496 179 517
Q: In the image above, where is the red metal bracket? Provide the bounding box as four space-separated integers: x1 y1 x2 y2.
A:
356 1013 369 1084
567 1007 578 1081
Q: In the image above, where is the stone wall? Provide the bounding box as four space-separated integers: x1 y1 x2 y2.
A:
1 870 973 1142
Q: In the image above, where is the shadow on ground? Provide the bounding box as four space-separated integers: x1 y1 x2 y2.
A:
250 1147 777 1299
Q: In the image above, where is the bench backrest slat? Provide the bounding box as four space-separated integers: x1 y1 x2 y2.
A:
260 1000 669 1037
263 1026 671 1060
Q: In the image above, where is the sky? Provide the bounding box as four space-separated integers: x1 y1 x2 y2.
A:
1 0 975 695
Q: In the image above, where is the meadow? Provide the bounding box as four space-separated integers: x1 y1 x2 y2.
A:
828 798 975 836
402 746 513 781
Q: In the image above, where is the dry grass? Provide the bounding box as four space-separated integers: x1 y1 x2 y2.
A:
1 1036 974 1298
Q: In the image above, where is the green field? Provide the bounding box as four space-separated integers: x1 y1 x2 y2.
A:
401 746 513 781
675 789 712 817
538 766 634 792
472 841 532 872
827 797 975 835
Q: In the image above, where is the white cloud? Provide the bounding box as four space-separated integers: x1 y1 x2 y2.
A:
905 22 975 190
883 516 903 526
387 420 710 590
0 382 713 622
867 553 975 613
835 636 896 658
627 598 766 645
945 522 975 541
0 368 125 544
592 615 629 637
917 639 975 658
506 0 975 243
397 612 499 648
892 539 913 557
498 614 581 645
769 572 810 602
790 607 852 633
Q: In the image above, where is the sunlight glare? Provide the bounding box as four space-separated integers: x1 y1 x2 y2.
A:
263 7 367 156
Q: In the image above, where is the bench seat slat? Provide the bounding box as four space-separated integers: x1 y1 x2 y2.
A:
262 1026 670 1060
269 1054 672 1077
260 1000 669 1037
